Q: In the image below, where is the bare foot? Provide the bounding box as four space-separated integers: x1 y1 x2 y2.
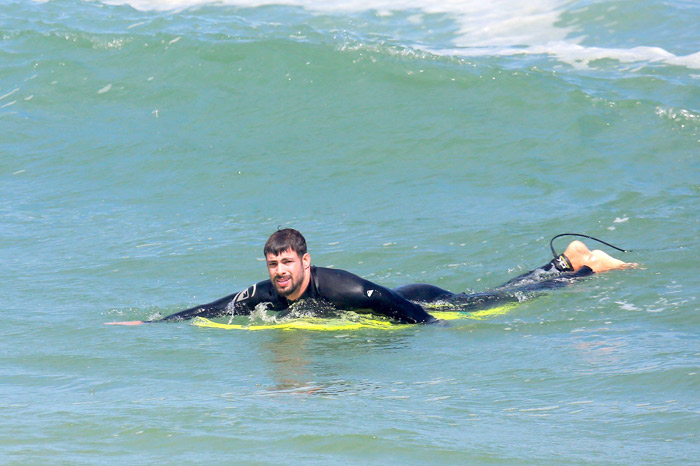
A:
563 240 637 273
586 249 638 273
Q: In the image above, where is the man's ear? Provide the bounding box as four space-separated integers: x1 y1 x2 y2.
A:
302 253 311 270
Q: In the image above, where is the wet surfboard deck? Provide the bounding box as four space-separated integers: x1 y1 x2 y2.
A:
192 304 515 331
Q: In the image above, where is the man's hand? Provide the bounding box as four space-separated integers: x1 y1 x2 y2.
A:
104 320 146 326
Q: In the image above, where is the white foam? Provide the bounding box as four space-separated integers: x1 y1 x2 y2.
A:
0 88 20 100
515 43 700 70
97 0 700 70
434 42 700 70
99 0 578 47
615 301 639 311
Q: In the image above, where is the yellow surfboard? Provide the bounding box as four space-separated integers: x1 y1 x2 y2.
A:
192 304 516 331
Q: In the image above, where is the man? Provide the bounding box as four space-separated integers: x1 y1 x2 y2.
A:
108 228 636 326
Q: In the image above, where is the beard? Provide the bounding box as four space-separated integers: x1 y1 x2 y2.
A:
273 274 302 297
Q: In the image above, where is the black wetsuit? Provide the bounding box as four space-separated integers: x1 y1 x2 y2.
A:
161 266 436 324
159 258 593 324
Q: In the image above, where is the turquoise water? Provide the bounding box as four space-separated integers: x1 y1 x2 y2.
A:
2 0 699 463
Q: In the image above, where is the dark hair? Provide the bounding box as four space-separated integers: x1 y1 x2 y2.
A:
263 228 307 257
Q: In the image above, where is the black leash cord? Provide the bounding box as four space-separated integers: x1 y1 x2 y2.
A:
550 233 628 259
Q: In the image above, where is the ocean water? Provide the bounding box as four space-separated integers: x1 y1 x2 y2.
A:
1 0 699 463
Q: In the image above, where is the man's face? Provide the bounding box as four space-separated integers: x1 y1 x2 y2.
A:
265 248 310 300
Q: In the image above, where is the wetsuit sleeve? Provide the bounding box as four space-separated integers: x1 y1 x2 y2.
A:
158 281 273 322
158 292 239 322
315 268 436 324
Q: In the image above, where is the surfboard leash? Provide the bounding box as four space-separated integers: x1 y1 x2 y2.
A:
549 233 629 260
